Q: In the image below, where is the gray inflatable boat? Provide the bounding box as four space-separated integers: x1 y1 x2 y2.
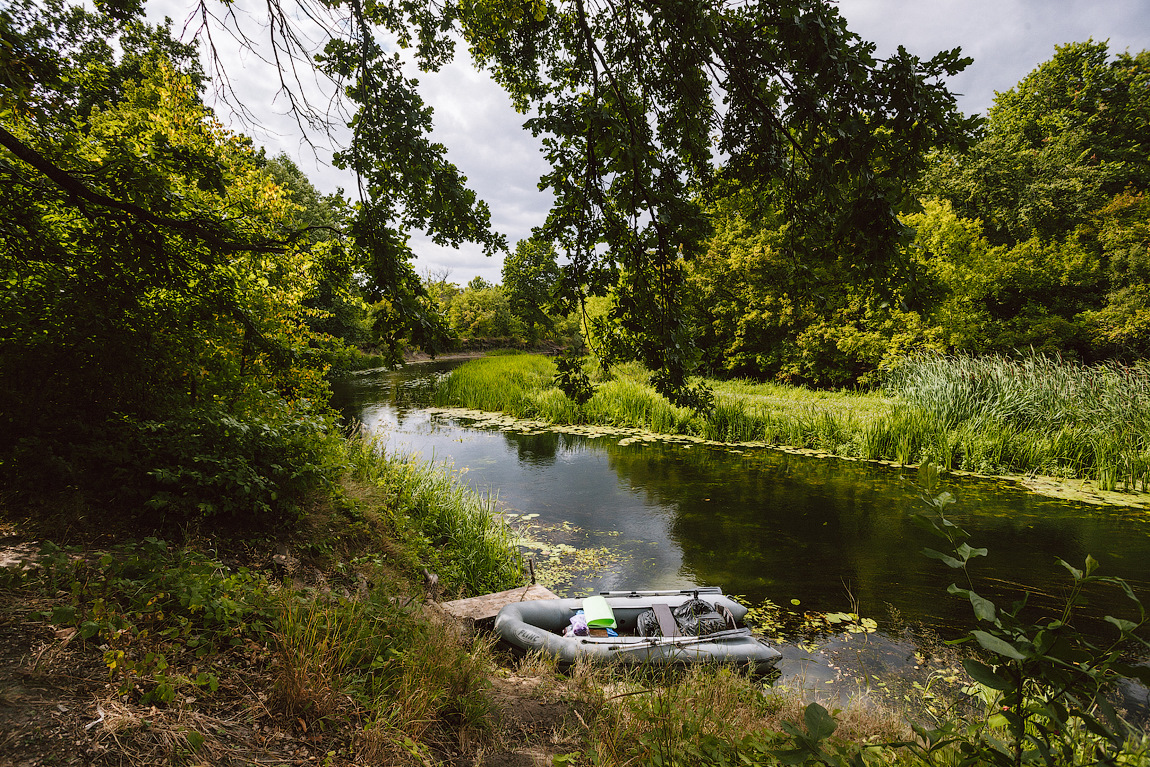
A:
493 588 781 673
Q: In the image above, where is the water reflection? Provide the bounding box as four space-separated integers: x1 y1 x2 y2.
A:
331 360 1150 639
505 431 561 467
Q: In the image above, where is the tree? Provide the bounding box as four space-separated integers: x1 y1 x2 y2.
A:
447 283 520 340
1 42 317 426
260 153 371 349
87 0 971 405
261 153 350 244
0 5 344 523
6 0 978 404
926 41 1150 245
687 182 943 387
502 238 560 340
0 0 505 370
453 0 975 404
1077 190 1150 358
917 42 1150 362
905 201 1104 357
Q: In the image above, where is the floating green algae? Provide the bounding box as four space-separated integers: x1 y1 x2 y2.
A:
499 515 629 596
428 407 1150 509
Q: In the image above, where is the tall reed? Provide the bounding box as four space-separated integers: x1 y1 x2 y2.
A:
584 376 700 433
432 352 555 416
886 352 1150 484
432 352 1150 489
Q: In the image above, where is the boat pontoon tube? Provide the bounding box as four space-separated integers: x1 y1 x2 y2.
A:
493 590 781 674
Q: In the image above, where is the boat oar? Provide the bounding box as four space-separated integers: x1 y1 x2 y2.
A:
599 628 751 654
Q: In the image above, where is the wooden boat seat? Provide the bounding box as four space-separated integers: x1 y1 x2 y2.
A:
650 603 681 637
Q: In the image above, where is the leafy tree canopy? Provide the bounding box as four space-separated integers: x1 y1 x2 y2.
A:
502 238 560 338
453 0 976 404
7 0 977 406
5 0 979 408
0 2 358 525
927 40 1150 245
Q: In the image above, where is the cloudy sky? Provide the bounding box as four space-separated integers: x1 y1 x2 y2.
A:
153 0 1150 286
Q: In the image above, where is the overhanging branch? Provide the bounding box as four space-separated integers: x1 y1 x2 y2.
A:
0 123 336 254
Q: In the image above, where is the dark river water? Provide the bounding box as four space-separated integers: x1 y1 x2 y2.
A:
331 359 1150 643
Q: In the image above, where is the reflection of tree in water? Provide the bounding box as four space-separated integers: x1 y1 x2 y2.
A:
333 364 450 432
392 402 410 430
503 431 561 466
390 370 445 409
603 443 888 605
600 442 1136 637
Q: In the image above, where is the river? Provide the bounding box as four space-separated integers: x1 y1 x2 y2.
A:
331 358 1150 647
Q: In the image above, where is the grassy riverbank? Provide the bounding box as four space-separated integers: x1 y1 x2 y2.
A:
433 352 1150 495
4 423 1148 764
0 432 524 764
4 353 1148 764
0 422 924 766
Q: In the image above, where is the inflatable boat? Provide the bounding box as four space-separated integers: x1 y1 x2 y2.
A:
493 588 781 673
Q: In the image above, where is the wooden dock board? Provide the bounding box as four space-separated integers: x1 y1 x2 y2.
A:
441 584 559 624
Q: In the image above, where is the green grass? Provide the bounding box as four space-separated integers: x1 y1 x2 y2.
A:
431 354 892 452
344 431 523 597
273 575 497 762
8 424 524 764
432 351 555 416
887 352 1150 488
431 352 1150 490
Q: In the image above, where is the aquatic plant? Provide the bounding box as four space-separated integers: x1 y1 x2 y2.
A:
887 352 1150 486
585 376 699 433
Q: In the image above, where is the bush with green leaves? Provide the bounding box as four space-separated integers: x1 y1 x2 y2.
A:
120 403 343 528
6 398 346 534
905 465 1150 766
31 538 275 705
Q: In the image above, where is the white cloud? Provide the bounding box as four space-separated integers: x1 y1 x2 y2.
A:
148 0 547 286
403 49 551 286
836 0 1150 115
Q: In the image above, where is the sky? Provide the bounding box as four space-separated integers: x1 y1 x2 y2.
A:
151 0 1150 287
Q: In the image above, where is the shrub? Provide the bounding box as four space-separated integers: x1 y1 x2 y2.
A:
113 402 343 529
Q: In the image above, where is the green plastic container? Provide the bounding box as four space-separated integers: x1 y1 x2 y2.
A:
582 595 616 628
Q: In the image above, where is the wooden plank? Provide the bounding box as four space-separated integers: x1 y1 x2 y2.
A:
441 584 559 623
651 603 681 637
